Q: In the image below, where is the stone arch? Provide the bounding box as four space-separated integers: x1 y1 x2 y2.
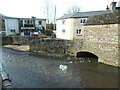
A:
76 51 99 62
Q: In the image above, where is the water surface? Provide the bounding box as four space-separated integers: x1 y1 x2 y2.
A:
1 47 119 88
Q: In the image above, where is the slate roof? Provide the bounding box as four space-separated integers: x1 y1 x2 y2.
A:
4 16 46 20
57 10 113 20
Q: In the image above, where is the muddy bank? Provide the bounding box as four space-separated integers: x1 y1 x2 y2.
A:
3 45 30 52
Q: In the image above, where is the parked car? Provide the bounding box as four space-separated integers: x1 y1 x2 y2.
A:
32 32 46 37
0 31 6 35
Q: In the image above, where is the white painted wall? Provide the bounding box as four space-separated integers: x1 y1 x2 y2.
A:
5 19 19 35
35 20 46 30
118 1 120 7
42 20 46 30
56 19 73 40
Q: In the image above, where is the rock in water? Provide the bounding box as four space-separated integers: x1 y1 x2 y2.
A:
69 61 72 63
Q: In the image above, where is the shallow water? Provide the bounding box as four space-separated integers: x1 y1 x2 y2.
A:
1 47 119 88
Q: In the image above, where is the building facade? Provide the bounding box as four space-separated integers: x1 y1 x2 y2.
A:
0 14 5 34
3 16 46 36
56 1 119 40
56 10 112 40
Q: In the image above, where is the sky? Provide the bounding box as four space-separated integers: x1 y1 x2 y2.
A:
0 0 120 19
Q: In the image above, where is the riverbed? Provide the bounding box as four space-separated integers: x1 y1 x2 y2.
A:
1 47 119 88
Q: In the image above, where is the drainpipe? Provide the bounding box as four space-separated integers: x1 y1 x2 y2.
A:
0 63 13 88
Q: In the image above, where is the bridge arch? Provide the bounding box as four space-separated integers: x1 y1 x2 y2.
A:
76 51 99 62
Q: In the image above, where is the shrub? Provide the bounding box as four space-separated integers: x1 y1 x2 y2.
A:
45 30 54 36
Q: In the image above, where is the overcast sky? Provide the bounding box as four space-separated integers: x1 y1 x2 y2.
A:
0 0 120 19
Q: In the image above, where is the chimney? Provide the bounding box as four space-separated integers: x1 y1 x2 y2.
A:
110 0 117 11
31 16 36 19
106 5 110 10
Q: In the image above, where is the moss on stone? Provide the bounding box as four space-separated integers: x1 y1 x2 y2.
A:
86 11 120 25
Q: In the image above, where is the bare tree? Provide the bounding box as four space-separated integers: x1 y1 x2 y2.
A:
42 0 56 24
66 5 81 14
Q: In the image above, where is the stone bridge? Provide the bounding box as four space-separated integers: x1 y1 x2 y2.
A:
69 24 119 67
1 24 119 67
68 40 119 67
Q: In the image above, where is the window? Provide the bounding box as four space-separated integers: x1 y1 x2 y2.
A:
76 29 82 35
27 20 29 24
80 18 86 24
11 29 15 32
62 20 65 24
25 20 27 24
83 19 85 23
30 20 33 24
62 29 65 34
20 20 23 27
39 21 42 25
20 20 23 23
80 19 83 23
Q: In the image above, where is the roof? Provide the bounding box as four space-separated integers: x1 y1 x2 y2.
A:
57 10 113 20
116 7 120 10
4 16 46 20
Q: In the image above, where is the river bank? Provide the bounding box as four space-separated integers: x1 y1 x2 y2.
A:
3 45 30 52
2 45 98 63
2 36 119 67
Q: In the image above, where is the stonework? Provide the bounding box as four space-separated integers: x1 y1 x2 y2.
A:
73 24 119 66
72 18 85 40
2 24 119 67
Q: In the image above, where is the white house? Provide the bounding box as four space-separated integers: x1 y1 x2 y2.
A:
5 18 19 35
56 1 119 40
56 10 112 40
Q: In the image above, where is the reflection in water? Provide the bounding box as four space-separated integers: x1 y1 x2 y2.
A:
1 47 119 88
59 65 68 70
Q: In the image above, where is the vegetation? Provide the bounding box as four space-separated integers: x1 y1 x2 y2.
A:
46 23 56 30
65 5 81 14
16 33 20 36
45 30 54 36
40 26 46 34
86 11 120 25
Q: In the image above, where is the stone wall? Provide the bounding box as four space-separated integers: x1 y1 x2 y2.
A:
72 18 84 40
118 24 120 66
2 36 43 45
72 20 119 66
1 23 119 67
2 36 13 45
73 24 119 66
1 36 83 58
30 39 83 58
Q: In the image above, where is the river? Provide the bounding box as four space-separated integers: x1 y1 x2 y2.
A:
1 47 119 88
